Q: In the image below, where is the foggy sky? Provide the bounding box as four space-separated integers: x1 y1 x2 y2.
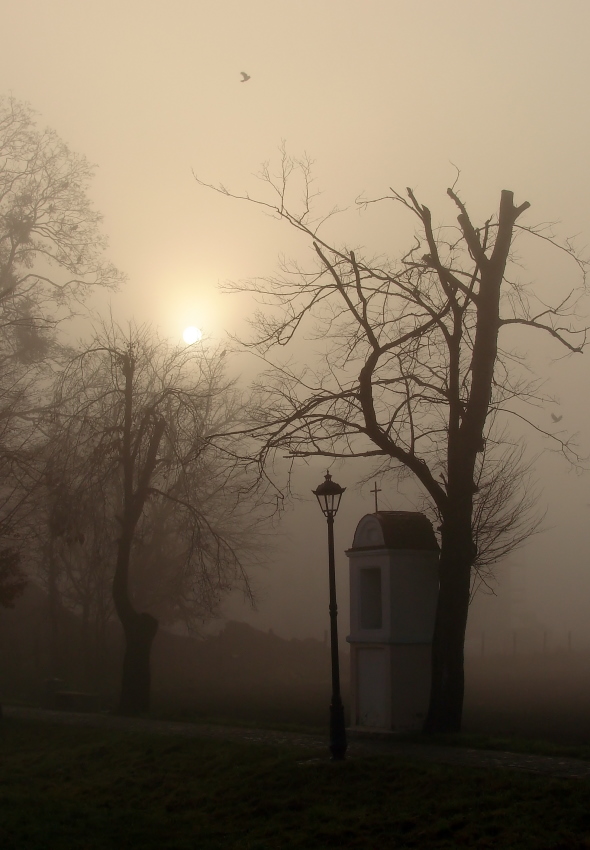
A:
3 0 590 643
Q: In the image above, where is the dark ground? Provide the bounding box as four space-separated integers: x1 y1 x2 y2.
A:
5 704 590 780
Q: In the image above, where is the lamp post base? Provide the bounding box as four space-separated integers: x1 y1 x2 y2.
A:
329 697 348 760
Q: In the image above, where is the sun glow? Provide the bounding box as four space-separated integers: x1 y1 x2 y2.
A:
182 325 203 345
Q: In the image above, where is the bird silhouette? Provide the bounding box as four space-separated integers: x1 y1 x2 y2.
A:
240 72 251 82
551 413 563 423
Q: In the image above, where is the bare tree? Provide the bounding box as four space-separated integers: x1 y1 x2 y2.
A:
197 156 588 732
0 93 123 610
0 95 122 719
52 322 266 715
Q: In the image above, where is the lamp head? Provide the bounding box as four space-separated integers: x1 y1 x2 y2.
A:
313 470 346 518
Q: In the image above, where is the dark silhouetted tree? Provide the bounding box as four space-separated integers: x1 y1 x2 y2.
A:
0 95 122 717
52 322 266 715
197 157 587 732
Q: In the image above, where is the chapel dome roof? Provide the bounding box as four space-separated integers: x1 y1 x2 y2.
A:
349 511 439 552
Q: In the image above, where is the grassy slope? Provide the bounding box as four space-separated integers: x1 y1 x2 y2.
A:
1 719 590 850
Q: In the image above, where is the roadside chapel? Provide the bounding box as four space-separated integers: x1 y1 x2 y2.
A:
346 511 439 732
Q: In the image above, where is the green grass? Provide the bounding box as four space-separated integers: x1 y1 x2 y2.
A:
153 707 590 761
1 719 590 849
13 691 590 760
151 708 327 737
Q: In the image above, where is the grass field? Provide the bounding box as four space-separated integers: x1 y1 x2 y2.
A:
147 701 590 762
1 719 590 849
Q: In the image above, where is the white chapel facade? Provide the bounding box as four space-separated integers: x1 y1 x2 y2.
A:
346 511 439 732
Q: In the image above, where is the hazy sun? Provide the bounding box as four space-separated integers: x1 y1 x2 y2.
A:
182 325 203 345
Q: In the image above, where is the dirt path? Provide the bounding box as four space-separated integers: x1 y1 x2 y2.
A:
5 704 590 780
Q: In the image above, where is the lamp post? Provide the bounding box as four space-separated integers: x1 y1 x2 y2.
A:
313 470 347 760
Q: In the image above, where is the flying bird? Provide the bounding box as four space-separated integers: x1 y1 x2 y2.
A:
240 72 251 82
551 413 563 423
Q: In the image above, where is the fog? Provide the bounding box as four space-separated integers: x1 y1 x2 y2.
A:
2 0 590 653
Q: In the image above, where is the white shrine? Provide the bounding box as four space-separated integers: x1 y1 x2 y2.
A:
346 511 439 732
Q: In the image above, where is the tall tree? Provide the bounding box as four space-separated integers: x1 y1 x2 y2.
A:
0 93 123 610
197 159 587 732
53 322 265 715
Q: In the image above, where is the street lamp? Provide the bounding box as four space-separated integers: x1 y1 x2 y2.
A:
313 470 347 760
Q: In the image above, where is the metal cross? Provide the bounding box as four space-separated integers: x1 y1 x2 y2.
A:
371 481 382 513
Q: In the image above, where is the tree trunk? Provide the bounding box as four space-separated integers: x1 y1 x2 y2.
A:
424 511 473 733
112 355 166 715
113 528 160 716
118 610 158 715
